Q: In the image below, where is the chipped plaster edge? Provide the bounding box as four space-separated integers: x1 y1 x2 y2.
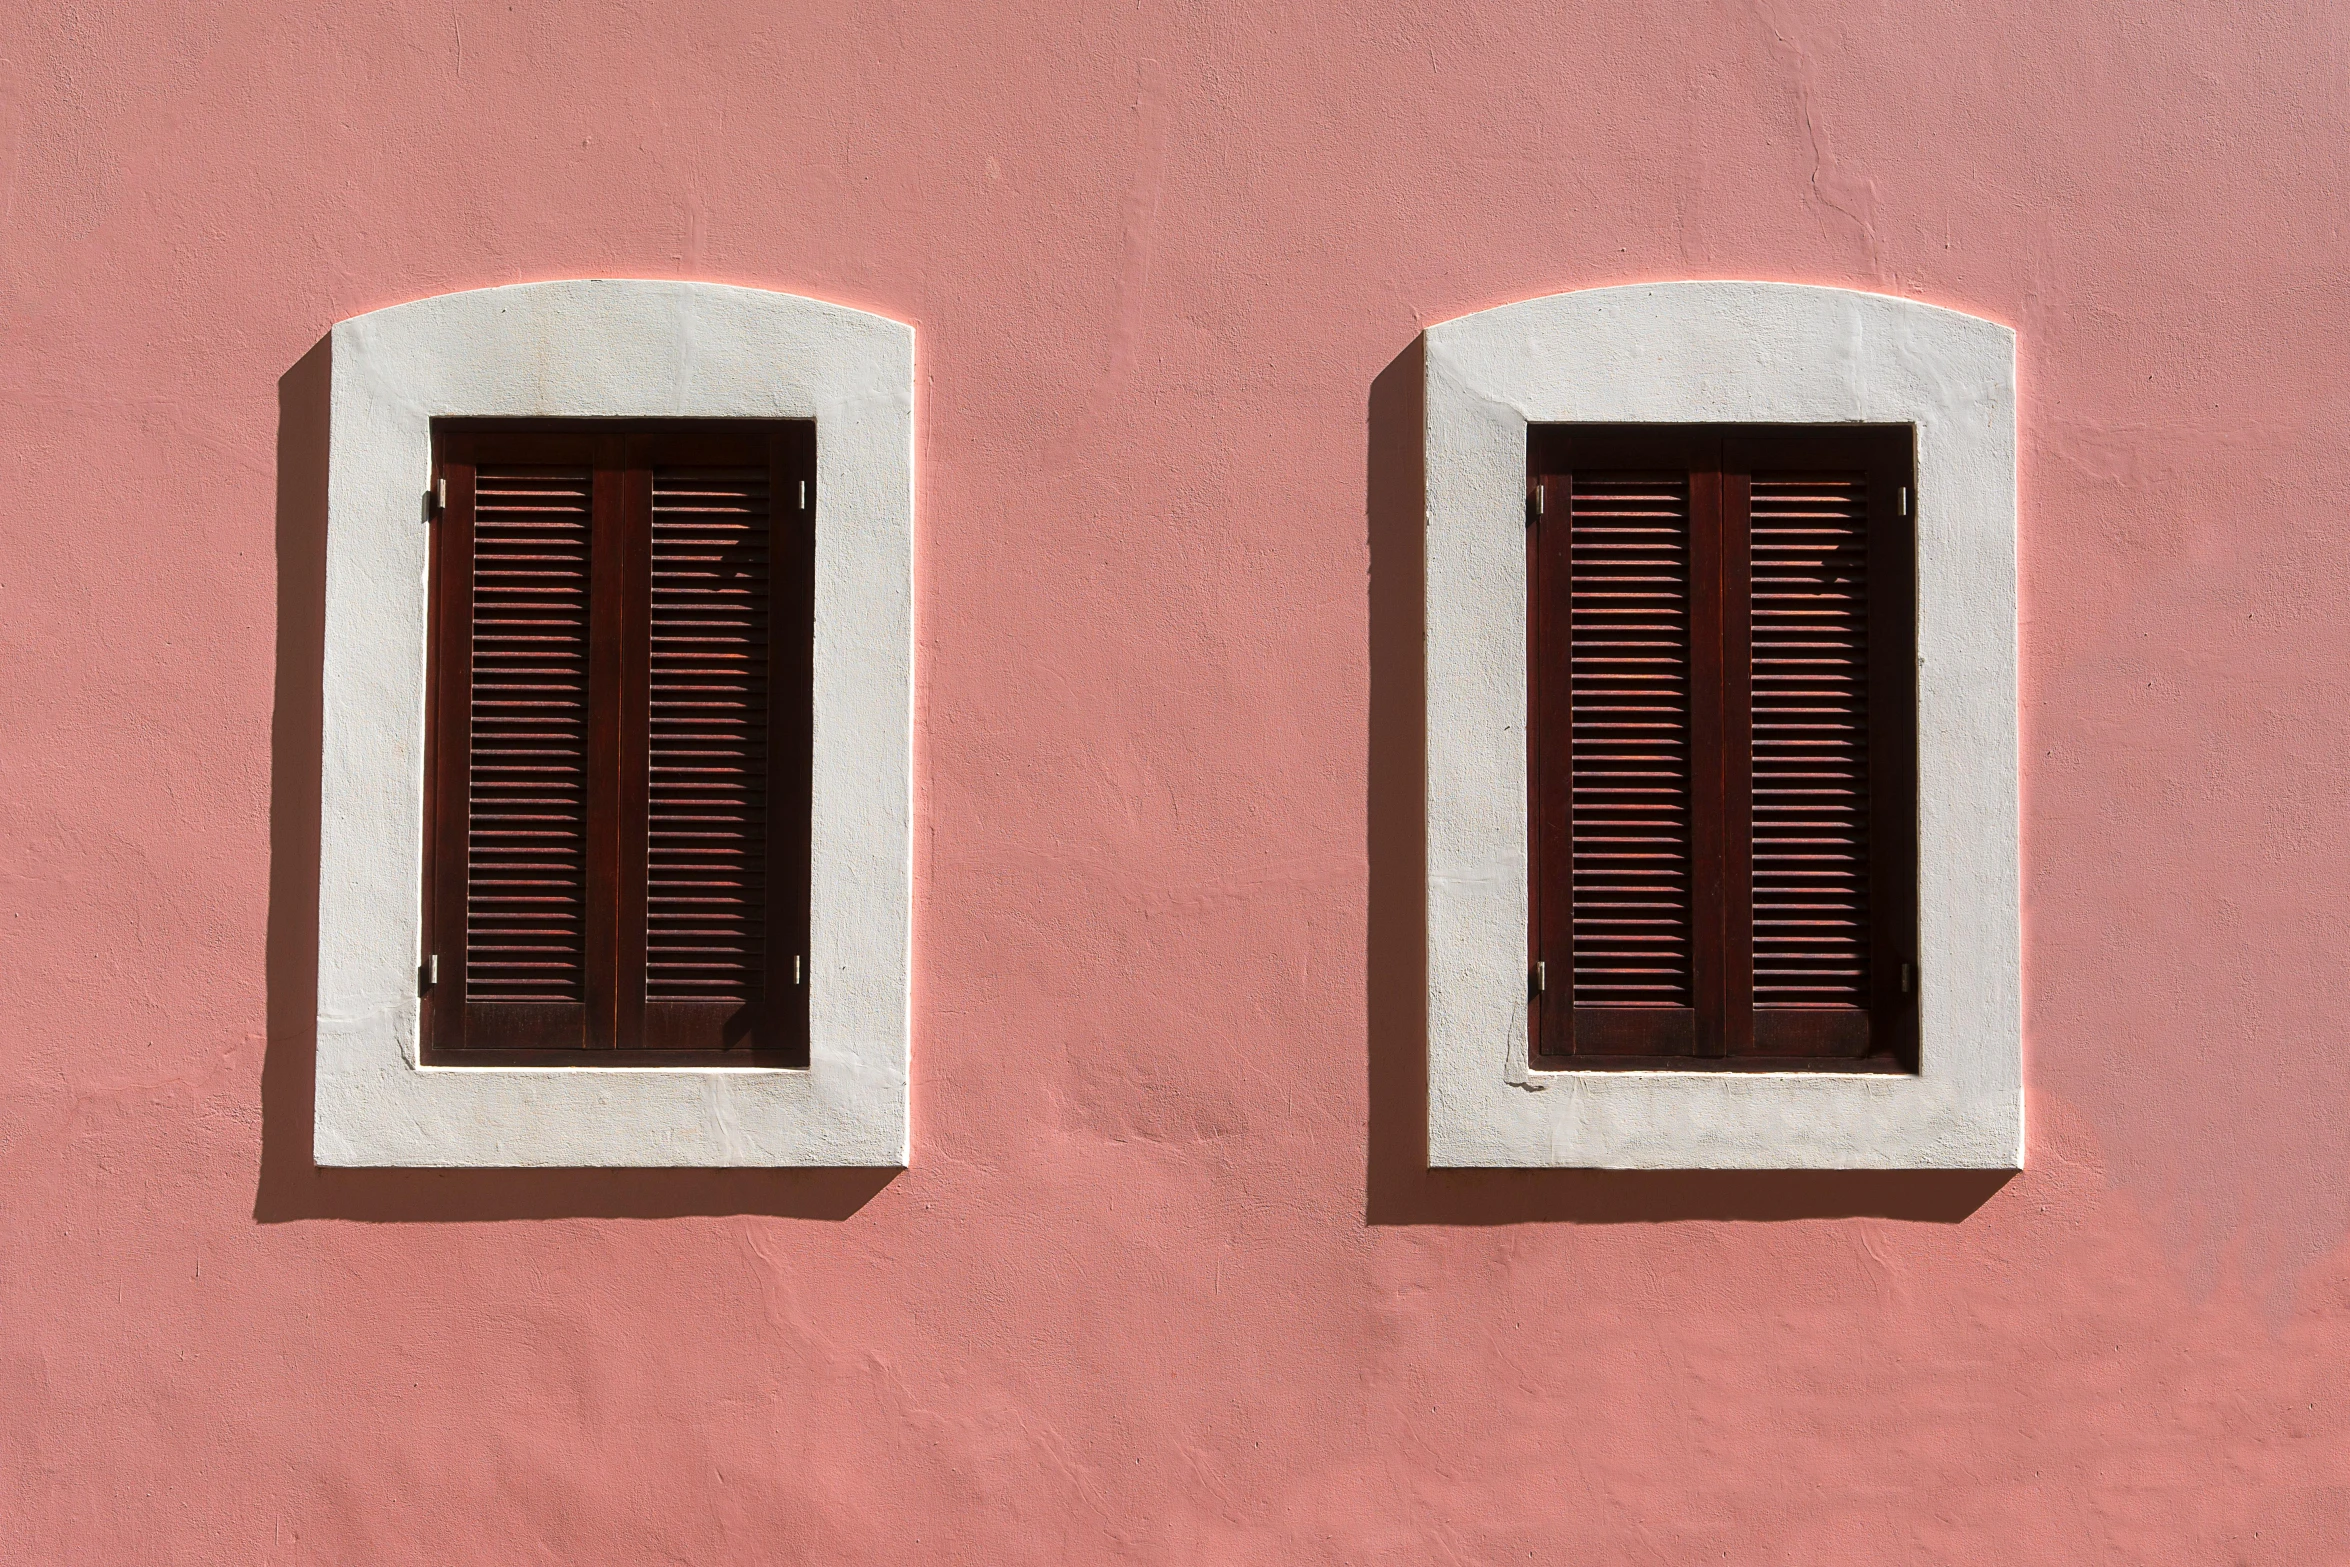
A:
312 280 912 1167
1421 282 2021 1169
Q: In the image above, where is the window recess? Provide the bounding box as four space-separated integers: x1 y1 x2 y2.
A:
1529 425 1917 1070
423 420 815 1066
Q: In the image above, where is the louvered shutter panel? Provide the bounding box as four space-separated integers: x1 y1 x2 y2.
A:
1568 469 1698 1018
429 459 599 1050
1728 425 1915 1061
1532 440 1702 1058
1747 468 1872 1053
640 462 781 1048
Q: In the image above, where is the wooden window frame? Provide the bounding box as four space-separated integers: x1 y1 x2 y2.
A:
422 418 816 1068
1528 424 1917 1073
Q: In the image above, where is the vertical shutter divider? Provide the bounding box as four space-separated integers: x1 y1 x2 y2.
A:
1718 460 1757 1056
612 439 654 1051
585 434 630 1048
1688 449 1730 1057
767 424 816 1062
1865 430 1919 1069
1531 472 1576 1059
428 460 479 1051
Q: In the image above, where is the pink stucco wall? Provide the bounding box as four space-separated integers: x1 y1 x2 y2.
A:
5 0 2349 1558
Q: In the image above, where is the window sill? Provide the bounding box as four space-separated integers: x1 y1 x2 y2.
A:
419 1053 811 1071
1533 1056 1913 1075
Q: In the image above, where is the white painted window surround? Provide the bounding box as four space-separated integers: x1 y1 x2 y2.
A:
314 280 911 1167
1423 282 2020 1170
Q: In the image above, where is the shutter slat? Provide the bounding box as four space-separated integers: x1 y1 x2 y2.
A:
646 467 770 1005
1750 473 1870 1009
1570 474 1695 1009
466 468 592 1003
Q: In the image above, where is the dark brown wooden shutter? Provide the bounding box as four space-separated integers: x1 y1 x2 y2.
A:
1728 427 1914 1061
1746 466 1872 1051
638 457 790 1049
466 463 597 1010
424 421 812 1063
1531 425 1915 1069
1538 462 1699 1055
425 454 601 1050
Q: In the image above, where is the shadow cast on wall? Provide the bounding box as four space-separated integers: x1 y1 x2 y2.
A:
1361 337 2007 1226
256 335 891 1223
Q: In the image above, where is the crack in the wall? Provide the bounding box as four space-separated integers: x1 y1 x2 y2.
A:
1500 987 1544 1091
1105 55 1171 385
1750 0 1885 278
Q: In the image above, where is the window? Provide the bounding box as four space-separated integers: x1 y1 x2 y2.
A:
423 421 814 1065
312 280 910 1168
1528 424 1915 1070
1421 282 2019 1170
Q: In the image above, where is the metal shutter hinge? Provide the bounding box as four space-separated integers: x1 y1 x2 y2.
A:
1900 961 1914 995
799 479 808 512
421 953 439 993
1899 486 1910 517
795 954 804 986
424 476 445 521
1532 960 1547 995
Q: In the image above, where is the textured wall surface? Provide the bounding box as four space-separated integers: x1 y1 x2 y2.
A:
4 0 2348 1559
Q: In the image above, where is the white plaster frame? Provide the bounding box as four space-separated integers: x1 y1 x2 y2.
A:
313 280 912 1167
1423 282 2019 1169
